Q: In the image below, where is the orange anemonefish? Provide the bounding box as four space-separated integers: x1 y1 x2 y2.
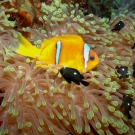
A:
15 34 99 73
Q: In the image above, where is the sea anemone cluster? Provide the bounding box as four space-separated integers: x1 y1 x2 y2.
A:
0 0 135 135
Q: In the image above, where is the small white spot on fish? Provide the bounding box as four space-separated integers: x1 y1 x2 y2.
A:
74 72 77 75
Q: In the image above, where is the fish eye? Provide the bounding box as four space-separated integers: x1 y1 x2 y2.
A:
89 56 95 60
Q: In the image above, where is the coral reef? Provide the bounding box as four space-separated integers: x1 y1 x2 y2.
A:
0 0 135 135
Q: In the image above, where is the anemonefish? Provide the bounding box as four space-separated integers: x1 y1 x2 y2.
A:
131 42 135 49
111 21 125 32
121 94 133 119
132 62 135 78
60 67 89 86
15 34 99 73
0 90 3 106
115 65 129 79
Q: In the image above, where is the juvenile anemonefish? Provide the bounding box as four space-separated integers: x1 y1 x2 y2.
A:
15 34 99 73
131 42 135 49
0 90 3 106
111 21 125 32
115 65 129 79
132 62 135 78
121 94 133 119
60 67 89 86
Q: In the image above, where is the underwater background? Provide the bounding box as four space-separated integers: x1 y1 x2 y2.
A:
0 0 135 135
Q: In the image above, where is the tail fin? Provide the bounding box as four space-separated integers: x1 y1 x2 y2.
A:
81 80 89 86
127 112 132 119
16 34 41 58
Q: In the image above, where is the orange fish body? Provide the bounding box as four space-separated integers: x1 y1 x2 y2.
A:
16 34 99 73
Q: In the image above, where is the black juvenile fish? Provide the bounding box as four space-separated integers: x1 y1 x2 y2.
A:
60 67 89 86
112 21 125 32
132 63 135 78
131 42 135 49
115 66 129 79
121 94 133 119
0 90 4 105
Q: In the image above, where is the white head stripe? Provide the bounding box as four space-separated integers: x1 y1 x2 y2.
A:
84 43 91 69
56 41 61 65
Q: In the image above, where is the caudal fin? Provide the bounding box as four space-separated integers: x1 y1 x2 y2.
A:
16 34 40 58
81 80 89 86
127 112 132 119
